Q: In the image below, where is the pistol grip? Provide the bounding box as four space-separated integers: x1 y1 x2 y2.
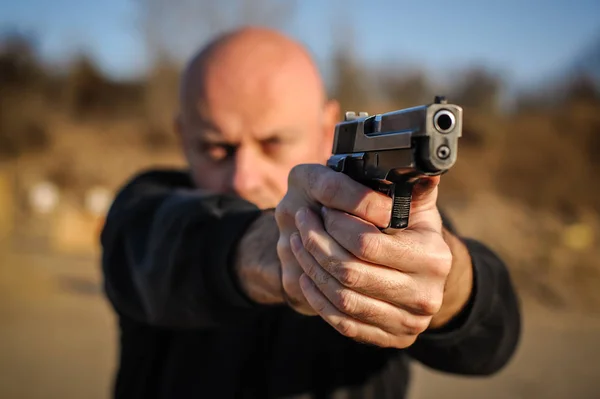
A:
364 180 414 233
388 183 413 230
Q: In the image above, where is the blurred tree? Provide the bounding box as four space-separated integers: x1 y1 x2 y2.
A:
377 70 433 108
329 47 372 114
569 31 600 86
0 31 51 160
564 73 599 104
64 55 108 118
326 12 373 114
142 56 181 148
0 110 50 160
62 54 147 120
136 0 298 64
513 90 552 112
451 66 503 113
0 31 45 89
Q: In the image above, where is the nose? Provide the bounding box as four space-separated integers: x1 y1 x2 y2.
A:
231 146 264 199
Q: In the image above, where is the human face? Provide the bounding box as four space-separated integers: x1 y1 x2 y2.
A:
177 91 339 210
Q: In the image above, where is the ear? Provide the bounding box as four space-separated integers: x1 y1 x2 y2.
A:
321 99 341 160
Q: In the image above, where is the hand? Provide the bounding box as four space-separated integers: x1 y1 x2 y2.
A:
284 165 454 348
274 164 393 316
234 210 285 306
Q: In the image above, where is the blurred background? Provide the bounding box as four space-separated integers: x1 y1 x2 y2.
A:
0 0 599 398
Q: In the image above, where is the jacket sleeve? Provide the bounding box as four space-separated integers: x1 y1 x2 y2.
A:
100 170 264 330
405 210 522 375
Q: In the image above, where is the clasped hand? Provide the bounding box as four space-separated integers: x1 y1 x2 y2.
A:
274 164 453 349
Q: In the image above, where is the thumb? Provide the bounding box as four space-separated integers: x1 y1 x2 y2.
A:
410 175 440 213
397 175 442 233
411 176 441 211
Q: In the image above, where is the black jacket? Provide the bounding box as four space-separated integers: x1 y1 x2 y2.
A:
100 169 521 399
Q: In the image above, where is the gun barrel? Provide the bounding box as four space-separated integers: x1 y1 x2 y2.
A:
433 110 456 133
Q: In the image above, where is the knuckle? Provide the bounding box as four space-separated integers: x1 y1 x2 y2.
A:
303 259 317 279
413 291 443 316
276 239 294 263
429 252 453 280
318 173 341 205
424 237 453 278
288 164 304 185
303 232 319 254
307 165 320 193
336 289 357 314
322 210 338 233
314 269 331 285
361 195 387 223
335 264 361 288
355 232 381 260
361 196 374 219
274 202 294 228
402 315 430 336
290 164 319 193
335 318 357 338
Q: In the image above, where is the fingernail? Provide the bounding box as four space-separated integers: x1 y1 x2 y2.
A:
295 208 307 226
290 232 302 252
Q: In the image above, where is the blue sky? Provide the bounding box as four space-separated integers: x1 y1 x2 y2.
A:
1 0 599 89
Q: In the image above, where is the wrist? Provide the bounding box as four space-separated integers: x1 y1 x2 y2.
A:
428 227 474 329
234 210 285 306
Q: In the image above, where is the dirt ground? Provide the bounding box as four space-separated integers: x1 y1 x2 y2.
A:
1 245 599 399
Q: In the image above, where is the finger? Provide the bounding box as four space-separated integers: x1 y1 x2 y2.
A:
277 236 318 316
288 164 392 228
299 274 420 349
295 207 444 317
290 234 431 335
322 206 451 278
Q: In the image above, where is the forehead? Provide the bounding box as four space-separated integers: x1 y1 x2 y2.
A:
183 49 324 138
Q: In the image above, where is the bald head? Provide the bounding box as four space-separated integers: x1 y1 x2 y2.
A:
175 26 339 209
180 27 326 117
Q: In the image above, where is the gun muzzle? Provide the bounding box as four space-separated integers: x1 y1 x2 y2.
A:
433 109 456 133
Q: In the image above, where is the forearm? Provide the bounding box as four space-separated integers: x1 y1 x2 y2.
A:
101 171 264 329
234 209 285 306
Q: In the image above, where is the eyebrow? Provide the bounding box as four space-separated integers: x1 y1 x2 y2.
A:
195 117 222 135
197 136 235 147
257 129 297 141
190 118 228 143
192 121 298 144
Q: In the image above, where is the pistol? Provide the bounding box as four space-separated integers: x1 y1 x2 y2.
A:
326 96 462 232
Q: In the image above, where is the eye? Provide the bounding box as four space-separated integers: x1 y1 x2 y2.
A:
197 141 236 162
261 136 283 154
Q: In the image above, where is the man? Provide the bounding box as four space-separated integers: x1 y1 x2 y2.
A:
101 26 521 398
